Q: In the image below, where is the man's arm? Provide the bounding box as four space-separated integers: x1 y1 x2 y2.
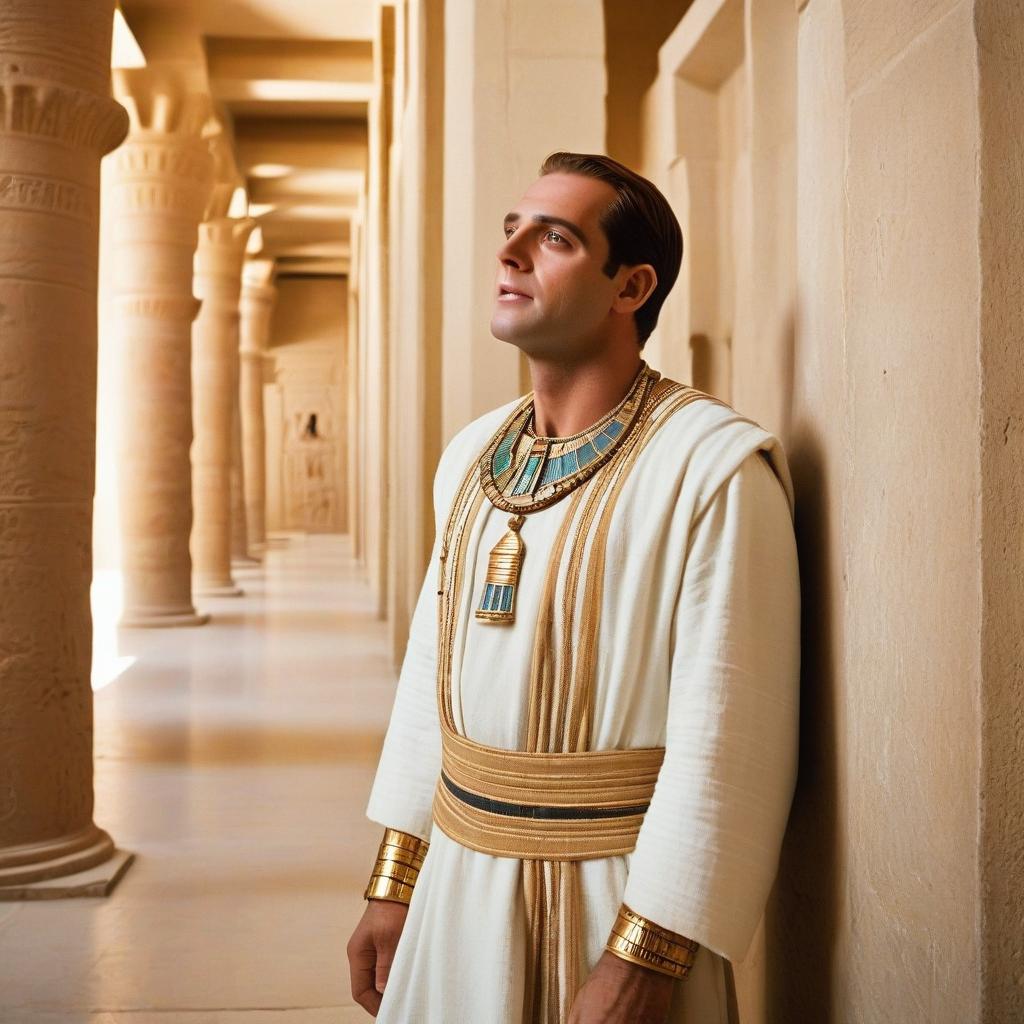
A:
347 828 428 1016
571 449 800 1022
362 527 444 840
348 455 453 1014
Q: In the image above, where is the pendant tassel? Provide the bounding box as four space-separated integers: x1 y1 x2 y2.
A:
476 514 526 624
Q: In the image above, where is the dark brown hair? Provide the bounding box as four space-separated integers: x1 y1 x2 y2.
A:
540 151 683 347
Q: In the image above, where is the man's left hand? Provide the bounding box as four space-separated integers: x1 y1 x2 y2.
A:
567 950 676 1024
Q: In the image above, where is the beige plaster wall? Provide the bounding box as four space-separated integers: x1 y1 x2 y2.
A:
975 3 1024 1019
640 0 795 442
265 276 347 534
767 2 1018 1022
602 0 695 169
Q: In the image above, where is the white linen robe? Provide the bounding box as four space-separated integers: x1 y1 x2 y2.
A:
365 385 801 1024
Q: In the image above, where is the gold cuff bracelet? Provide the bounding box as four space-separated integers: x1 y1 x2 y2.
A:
363 827 429 905
605 903 699 980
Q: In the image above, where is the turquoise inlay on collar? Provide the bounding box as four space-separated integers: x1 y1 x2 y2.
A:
575 441 598 467
510 455 541 496
492 434 516 476
539 453 569 484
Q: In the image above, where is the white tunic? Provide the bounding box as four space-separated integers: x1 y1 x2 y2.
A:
366 386 801 1023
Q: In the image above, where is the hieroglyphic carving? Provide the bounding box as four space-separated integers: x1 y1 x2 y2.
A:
113 294 202 322
110 140 213 182
0 173 91 221
284 436 339 532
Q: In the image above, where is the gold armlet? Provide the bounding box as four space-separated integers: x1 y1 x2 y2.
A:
363 828 429 905
604 903 699 980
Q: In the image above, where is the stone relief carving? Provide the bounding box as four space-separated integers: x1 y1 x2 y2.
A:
281 396 342 532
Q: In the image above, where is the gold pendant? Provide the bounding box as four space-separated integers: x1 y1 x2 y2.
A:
475 514 526 624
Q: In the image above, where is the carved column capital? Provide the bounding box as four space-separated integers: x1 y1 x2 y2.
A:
242 257 276 288
240 289 277 357
105 73 216 240
112 68 215 138
242 280 278 304
0 77 127 154
198 216 257 252
194 217 257 303
106 141 214 216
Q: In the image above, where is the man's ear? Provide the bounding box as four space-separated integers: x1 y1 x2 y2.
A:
612 264 658 315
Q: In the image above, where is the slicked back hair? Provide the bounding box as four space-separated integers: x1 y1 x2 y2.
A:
539 151 683 347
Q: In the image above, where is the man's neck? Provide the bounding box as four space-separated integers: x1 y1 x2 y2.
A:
527 348 644 438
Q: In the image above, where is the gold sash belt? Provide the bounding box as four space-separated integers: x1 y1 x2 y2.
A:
432 726 665 861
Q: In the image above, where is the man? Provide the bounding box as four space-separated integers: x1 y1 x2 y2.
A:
347 152 800 1024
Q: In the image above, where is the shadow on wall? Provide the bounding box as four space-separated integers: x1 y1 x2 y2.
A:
765 412 840 1022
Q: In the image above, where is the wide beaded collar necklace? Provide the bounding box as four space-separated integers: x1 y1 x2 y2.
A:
474 362 661 624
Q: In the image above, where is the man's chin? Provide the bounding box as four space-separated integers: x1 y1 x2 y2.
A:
489 316 532 349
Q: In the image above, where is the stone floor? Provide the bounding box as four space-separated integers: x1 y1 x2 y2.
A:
0 535 393 1024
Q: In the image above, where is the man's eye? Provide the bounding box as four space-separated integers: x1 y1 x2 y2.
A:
545 230 565 244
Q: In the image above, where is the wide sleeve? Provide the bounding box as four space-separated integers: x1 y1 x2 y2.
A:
363 470 448 842
621 448 801 963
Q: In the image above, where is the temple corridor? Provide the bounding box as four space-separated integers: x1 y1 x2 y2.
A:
0 536 385 1023
1 1 1021 1021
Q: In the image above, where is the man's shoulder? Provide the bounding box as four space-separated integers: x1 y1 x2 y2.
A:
651 378 763 442
648 377 795 514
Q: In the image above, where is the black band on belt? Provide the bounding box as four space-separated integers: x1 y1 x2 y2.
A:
440 771 651 821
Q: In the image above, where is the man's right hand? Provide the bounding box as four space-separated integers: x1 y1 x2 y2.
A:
346 899 410 1017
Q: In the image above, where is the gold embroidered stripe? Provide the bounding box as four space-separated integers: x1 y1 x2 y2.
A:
567 387 716 749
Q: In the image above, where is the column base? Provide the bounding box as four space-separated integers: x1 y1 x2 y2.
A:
120 609 210 629
194 582 244 597
0 824 129 895
0 847 135 901
232 555 262 567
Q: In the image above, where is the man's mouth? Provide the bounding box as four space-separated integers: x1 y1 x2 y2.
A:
498 284 532 302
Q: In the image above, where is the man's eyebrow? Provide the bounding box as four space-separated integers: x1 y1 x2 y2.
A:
503 211 589 247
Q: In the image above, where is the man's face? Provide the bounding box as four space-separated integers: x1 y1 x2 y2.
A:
490 172 624 359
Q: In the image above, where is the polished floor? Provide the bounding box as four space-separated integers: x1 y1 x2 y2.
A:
1 535 394 1024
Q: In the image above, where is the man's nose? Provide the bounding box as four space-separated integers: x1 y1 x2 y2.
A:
497 232 530 271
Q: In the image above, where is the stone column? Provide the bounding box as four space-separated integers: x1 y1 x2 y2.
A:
190 216 255 595
106 69 214 627
239 262 277 552
0 0 132 895
230 404 257 565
